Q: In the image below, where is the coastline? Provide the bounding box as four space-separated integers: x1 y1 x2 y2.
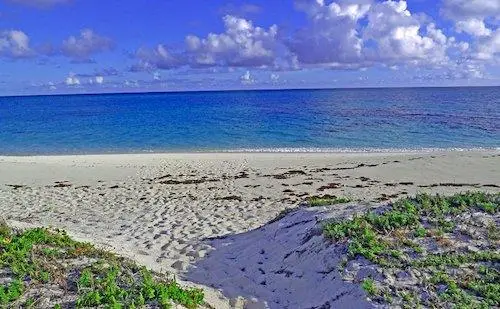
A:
1 150 499 307
1 146 498 157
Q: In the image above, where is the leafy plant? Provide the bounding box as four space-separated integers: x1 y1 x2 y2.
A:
362 278 377 296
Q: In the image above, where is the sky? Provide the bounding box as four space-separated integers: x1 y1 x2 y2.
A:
0 0 499 96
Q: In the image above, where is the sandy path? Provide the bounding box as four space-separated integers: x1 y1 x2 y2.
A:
0 151 499 307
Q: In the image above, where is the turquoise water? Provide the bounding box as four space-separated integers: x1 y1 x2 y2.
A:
0 87 499 155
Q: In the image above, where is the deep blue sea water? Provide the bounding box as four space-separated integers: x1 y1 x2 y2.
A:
0 87 499 155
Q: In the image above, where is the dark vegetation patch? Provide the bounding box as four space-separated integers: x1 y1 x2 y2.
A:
159 178 219 185
251 196 266 202
418 183 481 188
215 195 243 202
154 174 172 180
263 169 308 180
374 192 408 202
53 182 72 188
234 171 250 179
317 183 342 192
5 185 26 190
243 184 260 188
311 168 332 173
482 184 500 188
331 163 379 171
399 182 414 185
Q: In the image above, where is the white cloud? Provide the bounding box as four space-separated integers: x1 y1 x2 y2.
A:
456 18 492 37
442 0 500 21
441 0 499 62
128 0 494 80
0 30 33 58
240 70 255 84
95 76 104 84
270 73 280 82
61 29 113 60
364 1 450 65
133 44 182 71
65 73 80 86
473 29 500 60
185 15 281 67
289 0 371 66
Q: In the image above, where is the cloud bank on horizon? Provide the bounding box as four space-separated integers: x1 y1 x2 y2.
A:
0 0 499 95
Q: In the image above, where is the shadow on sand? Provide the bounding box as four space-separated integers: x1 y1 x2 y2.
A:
186 207 373 309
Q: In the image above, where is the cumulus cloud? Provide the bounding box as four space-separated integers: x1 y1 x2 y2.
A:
240 70 255 84
61 29 113 61
473 29 500 60
288 0 370 66
65 73 80 86
441 0 499 62
94 76 104 84
133 15 293 71
133 44 183 71
456 18 492 37
129 0 493 79
441 0 500 21
0 30 33 58
185 15 281 67
364 1 450 65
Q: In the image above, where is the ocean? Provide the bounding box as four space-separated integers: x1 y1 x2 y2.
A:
0 87 499 155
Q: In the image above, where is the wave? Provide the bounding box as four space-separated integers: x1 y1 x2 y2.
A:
213 147 500 153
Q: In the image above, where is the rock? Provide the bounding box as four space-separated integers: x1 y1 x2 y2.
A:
467 245 480 252
186 250 207 258
356 266 384 281
230 296 246 309
244 297 269 309
396 271 411 280
171 260 188 271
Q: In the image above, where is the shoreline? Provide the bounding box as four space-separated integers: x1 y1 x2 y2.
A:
0 147 498 157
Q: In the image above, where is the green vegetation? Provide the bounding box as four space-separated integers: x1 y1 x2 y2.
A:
323 191 500 308
307 195 351 207
0 222 204 308
361 278 377 296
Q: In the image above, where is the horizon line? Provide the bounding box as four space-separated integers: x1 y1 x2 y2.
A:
1 84 500 99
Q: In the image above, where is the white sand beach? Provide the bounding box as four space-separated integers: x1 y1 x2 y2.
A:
1 151 499 308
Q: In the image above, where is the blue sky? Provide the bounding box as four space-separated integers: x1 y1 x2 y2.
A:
0 0 499 95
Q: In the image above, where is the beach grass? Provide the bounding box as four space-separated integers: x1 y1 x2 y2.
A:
0 221 204 308
323 191 500 308
306 195 351 207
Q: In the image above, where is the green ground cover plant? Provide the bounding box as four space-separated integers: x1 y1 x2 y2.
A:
307 195 351 207
0 221 204 308
323 191 500 308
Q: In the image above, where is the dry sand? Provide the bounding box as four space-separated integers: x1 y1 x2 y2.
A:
0 151 499 308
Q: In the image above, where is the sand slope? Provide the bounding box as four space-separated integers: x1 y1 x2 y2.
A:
187 205 374 309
